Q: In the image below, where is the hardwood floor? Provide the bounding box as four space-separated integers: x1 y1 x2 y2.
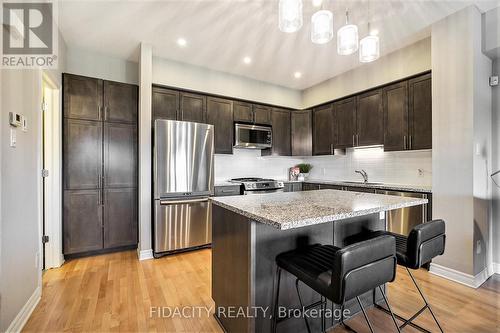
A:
24 250 500 332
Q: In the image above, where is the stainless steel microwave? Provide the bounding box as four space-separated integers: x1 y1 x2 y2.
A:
234 123 272 149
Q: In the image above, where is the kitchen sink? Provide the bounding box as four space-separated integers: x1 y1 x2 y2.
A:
341 181 384 185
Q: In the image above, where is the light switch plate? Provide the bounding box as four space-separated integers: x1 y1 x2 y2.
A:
490 76 499 86
21 116 27 132
10 129 16 148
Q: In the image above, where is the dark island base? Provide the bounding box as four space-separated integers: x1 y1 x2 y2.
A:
212 205 387 333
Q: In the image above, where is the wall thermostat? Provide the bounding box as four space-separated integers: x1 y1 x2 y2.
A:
9 112 22 127
490 76 499 87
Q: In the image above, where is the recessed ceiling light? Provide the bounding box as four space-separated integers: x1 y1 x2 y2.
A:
176 38 187 47
243 56 252 64
294 71 302 79
312 0 323 7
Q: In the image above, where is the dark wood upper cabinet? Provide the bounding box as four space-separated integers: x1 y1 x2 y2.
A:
63 189 103 254
291 110 312 156
312 104 334 155
334 98 356 149
104 123 137 188
233 101 254 123
63 74 102 121
152 87 179 121
356 89 384 146
180 92 206 123
409 73 432 150
207 97 234 154
104 81 138 123
63 119 102 190
383 81 409 151
103 188 138 249
264 108 291 156
253 105 272 125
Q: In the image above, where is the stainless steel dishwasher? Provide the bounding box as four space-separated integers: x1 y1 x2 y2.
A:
376 190 430 235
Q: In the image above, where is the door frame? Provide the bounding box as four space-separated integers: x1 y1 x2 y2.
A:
41 72 64 269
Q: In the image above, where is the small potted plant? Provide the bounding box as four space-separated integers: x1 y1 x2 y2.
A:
296 163 312 181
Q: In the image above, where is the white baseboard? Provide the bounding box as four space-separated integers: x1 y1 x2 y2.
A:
5 286 41 333
492 262 500 274
137 248 153 261
429 263 491 288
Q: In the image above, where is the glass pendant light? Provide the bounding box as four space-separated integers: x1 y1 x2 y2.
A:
359 33 380 62
279 0 303 33
337 9 358 55
311 10 333 44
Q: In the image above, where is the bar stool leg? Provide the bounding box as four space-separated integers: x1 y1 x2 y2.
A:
378 286 401 333
405 267 444 333
295 279 312 333
271 266 282 333
356 296 375 333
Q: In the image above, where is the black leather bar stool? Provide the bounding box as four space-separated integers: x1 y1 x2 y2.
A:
346 219 446 333
271 235 401 333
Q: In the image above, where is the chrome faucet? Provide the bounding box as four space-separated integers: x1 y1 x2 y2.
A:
355 169 368 183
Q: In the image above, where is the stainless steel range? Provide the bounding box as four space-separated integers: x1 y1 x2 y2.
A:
229 177 284 195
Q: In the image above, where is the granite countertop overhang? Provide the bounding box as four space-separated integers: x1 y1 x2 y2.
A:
210 189 428 230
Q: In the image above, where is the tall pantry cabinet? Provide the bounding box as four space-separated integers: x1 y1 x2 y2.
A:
63 74 138 256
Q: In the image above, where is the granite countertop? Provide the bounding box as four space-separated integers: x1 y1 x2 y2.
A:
283 179 432 193
210 189 428 230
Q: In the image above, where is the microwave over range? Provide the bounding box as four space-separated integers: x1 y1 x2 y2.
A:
234 123 272 149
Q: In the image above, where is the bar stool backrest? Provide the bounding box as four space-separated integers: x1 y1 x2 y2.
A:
407 219 446 269
331 235 397 304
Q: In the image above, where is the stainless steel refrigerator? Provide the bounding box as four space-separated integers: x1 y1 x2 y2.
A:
153 120 214 257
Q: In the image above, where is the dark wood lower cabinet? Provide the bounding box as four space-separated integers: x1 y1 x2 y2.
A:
63 189 103 255
104 188 138 248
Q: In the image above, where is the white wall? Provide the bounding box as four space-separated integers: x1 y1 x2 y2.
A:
138 44 153 258
492 59 500 265
431 5 492 277
152 57 302 109
484 6 500 58
0 28 67 333
66 46 138 84
305 149 432 186
302 38 431 108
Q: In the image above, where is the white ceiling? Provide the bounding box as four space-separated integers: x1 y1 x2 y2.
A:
58 0 500 90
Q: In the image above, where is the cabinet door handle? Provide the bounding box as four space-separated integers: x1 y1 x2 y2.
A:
356 134 359 146
330 143 333 154
352 135 355 147
97 106 101 120
409 135 412 150
104 106 109 120
403 135 407 149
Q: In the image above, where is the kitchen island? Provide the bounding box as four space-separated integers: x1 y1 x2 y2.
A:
210 190 427 333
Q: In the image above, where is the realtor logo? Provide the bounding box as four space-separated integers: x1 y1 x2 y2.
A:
2 1 58 68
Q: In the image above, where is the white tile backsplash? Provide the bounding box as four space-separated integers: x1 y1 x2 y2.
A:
305 148 432 186
215 147 432 186
215 149 303 182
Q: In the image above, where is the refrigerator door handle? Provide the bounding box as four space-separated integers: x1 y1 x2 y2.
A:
160 198 209 205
